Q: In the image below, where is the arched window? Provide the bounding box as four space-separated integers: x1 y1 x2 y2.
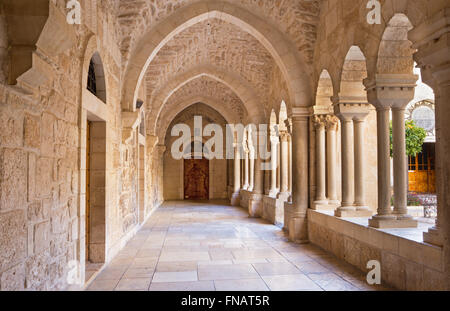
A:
87 60 97 95
87 52 106 103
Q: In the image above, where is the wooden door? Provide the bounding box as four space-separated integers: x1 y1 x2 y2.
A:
408 143 436 193
184 159 209 200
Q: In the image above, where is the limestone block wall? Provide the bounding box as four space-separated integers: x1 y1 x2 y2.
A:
0 2 162 291
308 210 445 290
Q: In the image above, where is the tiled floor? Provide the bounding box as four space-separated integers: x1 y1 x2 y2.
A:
86 200 390 291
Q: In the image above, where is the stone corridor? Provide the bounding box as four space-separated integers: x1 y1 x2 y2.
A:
86 201 389 291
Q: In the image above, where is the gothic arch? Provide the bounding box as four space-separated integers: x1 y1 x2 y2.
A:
158 96 241 143
376 13 415 75
81 35 110 105
150 65 260 133
315 69 334 109
338 46 368 102
122 1 312 113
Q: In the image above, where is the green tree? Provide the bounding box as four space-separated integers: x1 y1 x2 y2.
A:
390 120 427 158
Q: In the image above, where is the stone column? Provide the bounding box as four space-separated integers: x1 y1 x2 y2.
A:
365 74 418 228
336 114 354 214
409 9 449 250
248 128 265 217
353 114 371 213
313 115 328 208
269 128 279 198
243 142 250 190
231 142 241 206
392 107 409 218
288 107 311 243
334 102 372 217
325 115 339 205
278 130 290 200
249 146 255 192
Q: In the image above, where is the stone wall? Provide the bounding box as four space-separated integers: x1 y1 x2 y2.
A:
308 210 445 290
0 1 162 290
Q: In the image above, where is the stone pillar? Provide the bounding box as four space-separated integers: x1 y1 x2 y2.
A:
353 115 370 212
313 115 328 208
269 129 279 198
288 107 311 243
278 130 290 200
231 142 241 206
392 107 409 218
249 146 255 192
409 8 449 254
325 115 339 205
243 142 250 190
365 74 418 228
333 102 372 217
248 129 265 217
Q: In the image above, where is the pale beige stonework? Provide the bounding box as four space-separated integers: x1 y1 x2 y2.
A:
0 0 449 291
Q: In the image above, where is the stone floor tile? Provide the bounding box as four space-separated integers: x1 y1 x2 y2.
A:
214 279 269 291
115 278 152 291
252 262 302 276
152 271 198 283
262 274 323 291
198 264 260 281
149 281 215 291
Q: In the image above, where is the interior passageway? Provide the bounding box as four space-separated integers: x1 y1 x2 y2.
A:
87 201 389 291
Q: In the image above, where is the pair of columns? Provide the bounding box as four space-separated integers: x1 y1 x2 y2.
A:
268 128 292 200
312 115 339 208
331 102 373 217
231 133 264 216
365 75 419 228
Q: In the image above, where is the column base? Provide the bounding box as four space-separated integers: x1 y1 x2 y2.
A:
277 192 291 201
312 199 329 210
248 194 263 218
368 215 418 228
268 189 279 198
335 208 373 217
230 192 240 206
288 216 309 244
283 201 293 232
423 226 443 246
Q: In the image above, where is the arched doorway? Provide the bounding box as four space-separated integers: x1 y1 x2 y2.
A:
183 141 210 200
184 159 209 200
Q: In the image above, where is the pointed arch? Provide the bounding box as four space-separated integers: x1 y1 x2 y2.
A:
338 46 368 102
149 65 260 133
122 1 312 113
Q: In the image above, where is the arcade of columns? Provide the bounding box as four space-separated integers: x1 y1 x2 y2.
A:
1 0 450 291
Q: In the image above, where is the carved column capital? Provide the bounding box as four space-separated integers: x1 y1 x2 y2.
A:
312 115 326 130
325 115 339 132
279 130 290 142
363 74 419 109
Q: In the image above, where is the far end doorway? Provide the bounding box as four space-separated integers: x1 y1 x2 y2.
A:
184 158 209 200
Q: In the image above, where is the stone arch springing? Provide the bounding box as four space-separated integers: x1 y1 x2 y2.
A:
87 52 106 103
377 13 415 75
122 1 312 113
315 70 334 110
339 46 368 102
